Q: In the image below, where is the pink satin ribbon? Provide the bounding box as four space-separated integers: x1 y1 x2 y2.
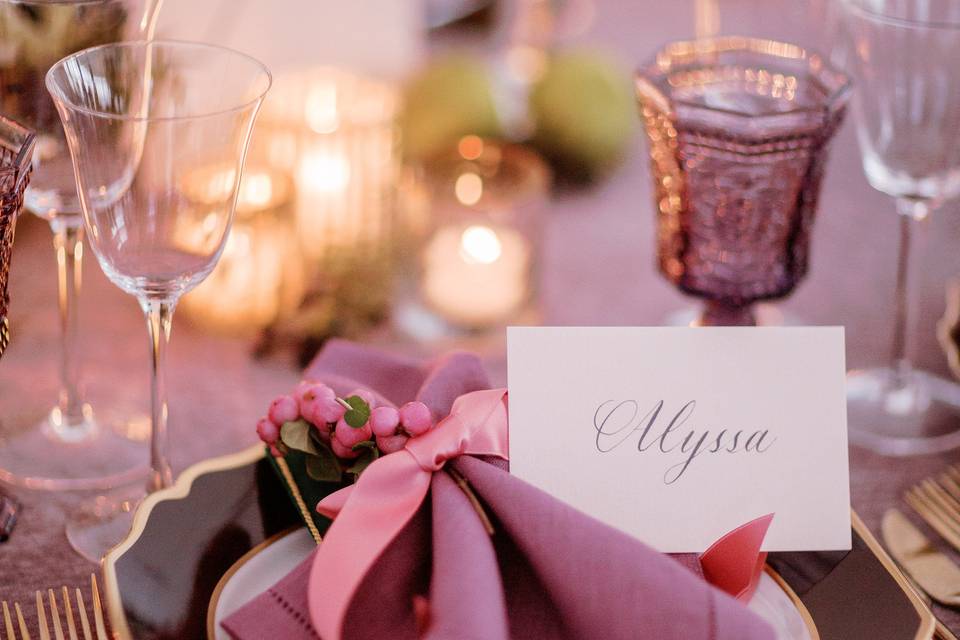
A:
309 388 510 640
307 386 773 639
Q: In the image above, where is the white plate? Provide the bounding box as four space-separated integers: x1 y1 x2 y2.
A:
211 528 812 639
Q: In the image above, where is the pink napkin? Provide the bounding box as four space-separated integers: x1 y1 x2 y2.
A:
222 340 774 640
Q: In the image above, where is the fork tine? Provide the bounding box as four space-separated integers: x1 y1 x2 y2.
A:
921 480 960 530
906 488 960 553
59 588 76 640
89 576 106 640
35 592 49 640
73 591 90 640
14 603 30 640
939 472 960 501
3 601 15 640
47 590 64 640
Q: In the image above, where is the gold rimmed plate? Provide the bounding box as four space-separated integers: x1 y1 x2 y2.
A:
103 447 935 640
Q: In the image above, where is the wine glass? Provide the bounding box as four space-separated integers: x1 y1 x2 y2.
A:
0 0 163 491
842 0 960 455
46 40 271 559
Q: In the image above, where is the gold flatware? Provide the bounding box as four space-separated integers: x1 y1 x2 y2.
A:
883 508 960 607
905 465 960 554
0 574 108 640
882 508 960 639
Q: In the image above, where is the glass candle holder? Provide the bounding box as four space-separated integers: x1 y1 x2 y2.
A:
253 68 401 343
635 37 850 326
0 115 35 359
179 163 305 334
396 137 549 342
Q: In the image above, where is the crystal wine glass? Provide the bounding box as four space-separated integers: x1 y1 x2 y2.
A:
46 40 271 559
0 0 163 491
842 0 960 455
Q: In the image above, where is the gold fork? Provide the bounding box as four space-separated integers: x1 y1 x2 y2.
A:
904 464 960 554
0 574 108 640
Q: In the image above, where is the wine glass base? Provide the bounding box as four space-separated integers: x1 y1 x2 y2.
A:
0 408 148 491
65 489 143 563
847 367 960 456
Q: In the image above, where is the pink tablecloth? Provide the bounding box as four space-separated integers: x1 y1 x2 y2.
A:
3 0 960 636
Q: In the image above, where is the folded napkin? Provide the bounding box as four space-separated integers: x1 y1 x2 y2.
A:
223 340 774 640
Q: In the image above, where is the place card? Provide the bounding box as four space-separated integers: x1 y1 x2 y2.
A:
507 327 850 552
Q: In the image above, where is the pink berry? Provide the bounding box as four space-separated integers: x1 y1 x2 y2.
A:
294 379 316 403
376 433 409 454
268 394 299 426
347 388 377 409
400 401 433 436
335 418 372 448
330 436 361 459
256 418 280 445
369 406 400 437
300 383 346 425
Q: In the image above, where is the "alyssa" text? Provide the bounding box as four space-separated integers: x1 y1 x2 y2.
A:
593 399 775 484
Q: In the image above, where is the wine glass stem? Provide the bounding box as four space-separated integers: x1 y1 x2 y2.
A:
142 298 175 492
890 198 930 388
51 219 86 427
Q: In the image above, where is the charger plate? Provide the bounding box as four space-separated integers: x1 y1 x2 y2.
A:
205 528 815 640
103 447 935 640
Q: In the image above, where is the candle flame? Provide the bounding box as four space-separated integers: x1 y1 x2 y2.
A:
240 172 275 209
299 150 351 193
459 225 502 265
455 172 483 206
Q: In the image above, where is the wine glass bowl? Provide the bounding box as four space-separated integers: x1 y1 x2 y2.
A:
636 37 850 326
49 41 271 302
46 39 271 559
846 0 960 206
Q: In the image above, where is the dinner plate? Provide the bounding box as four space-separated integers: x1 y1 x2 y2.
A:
103 446 936 640
206 527 815 640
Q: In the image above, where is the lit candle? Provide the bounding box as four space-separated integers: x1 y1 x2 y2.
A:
421 223 531 327
258 69 399 267
180 165 305 333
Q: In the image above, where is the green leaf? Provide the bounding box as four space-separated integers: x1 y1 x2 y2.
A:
305 442 343 482
343 395 372 428
346 440 379 478
280 419 319 455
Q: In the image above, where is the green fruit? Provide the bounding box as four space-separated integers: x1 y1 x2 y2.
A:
400 55 503 160
530 51 636 182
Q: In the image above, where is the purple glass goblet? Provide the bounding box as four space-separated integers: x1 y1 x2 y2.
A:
636 37 850 326
0 115 34 359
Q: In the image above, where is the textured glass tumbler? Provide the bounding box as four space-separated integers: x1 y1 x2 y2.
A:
0 116 35 359
636 37 850 326
842 0 960 456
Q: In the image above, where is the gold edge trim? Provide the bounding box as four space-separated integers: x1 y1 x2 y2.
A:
102 444 267 640
764 565 819 640
205 527 299 640
851 509 937 640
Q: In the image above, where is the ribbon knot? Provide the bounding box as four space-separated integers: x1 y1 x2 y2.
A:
309 388 510 640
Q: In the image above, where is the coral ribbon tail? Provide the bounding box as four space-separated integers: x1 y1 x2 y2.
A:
309 388 509 640
699 513 774 602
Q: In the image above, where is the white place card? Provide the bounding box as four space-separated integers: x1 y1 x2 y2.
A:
507 327 851 553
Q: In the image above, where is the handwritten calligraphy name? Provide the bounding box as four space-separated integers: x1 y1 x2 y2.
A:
593 400 775 484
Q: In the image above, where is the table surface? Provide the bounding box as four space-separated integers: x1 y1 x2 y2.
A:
5 0 960 636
